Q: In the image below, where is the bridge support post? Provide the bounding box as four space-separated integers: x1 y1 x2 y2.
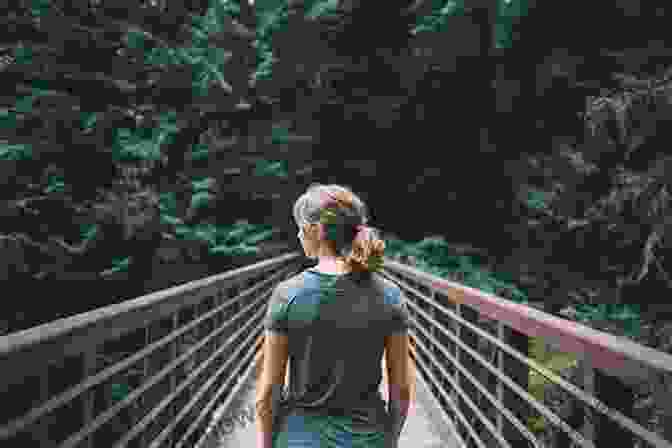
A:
429 289 441 411
37 369 50 448
81 349 97 448
433 289 456 422
139 317 175 447
552 357 594 448
139 324 152 447
457 304 480 447
657 371 672 444
593 368 636 447
452 302 465 440
215 289 224 347
168 311 180 447
500 326 530 446
223 283 239 371
139 323 156 447
231 282 241 335
495 322 505 443
452 302 461 428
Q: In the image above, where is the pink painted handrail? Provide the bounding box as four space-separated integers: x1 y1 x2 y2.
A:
382 258 672 385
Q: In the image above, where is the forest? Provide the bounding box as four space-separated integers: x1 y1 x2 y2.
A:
1 0 672 444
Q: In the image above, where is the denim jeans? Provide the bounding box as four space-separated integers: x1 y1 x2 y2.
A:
273 413 390 448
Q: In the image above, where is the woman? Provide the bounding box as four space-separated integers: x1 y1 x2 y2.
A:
256 183 413 448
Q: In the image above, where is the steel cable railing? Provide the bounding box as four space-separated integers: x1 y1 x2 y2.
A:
4 250 672 448
380 257 672 448
0 252 303 448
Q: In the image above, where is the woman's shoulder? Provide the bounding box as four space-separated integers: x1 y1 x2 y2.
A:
366 273 404 305
370 272 399 291
277 269 402 300
272 270 315 297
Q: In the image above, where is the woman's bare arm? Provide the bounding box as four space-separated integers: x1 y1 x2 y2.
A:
384 331 413 443
255 331 289 448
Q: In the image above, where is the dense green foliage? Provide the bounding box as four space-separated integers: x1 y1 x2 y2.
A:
385 234 527 301
0 0 289 327
2 2 671 443
383 234 644 338
2 0 668 341
412 0 528 49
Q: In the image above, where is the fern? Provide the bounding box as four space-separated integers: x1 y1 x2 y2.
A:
189 176 217 211
253 160 288 178
110 382 132 403
12 42 33 65
0 142 33 161
0 109 17 132
174 224 193 239
112 112 179 162
160 214 183 226
193 227 218 246
270 124 292 144
81 112 98 133
192 177 217 192
524 187 555 211
45 174 66 194
123 28 146 51
189 143 210 161
222 220 254 244
412 0 528 50
80 223 99 242
244 228 278 244
168 216 278 258
29 0 52 17
573 303 642 338
190 191 214 210
143 1 237 97
412 0 467 35
305 0 339 19
100 256 133 277
209 243 259 257
384 235 528 303
253 1 290 82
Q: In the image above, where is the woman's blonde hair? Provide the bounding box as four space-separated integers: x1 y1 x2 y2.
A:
292 183 385 272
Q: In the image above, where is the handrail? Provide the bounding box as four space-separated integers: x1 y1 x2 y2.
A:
380 256 672 448
0 251 300 391
0 251 303 447
395 279 587 447
4 249 671 447
381 258 672 382
1 265 290 441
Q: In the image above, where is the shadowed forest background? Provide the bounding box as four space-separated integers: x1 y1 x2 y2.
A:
1 0 672 443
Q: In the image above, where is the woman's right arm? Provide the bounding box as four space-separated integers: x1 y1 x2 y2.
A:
384 331 413 445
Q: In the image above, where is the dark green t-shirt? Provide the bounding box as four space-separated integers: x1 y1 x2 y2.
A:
264 268 410 445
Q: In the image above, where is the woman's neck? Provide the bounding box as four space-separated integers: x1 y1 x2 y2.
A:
314 256 351 274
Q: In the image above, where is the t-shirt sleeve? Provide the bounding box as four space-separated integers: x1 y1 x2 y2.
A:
388 287 411 335
264 282 291 334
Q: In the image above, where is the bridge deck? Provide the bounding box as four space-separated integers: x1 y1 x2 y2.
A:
208 358 461 448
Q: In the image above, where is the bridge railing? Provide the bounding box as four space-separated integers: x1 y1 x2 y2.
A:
0 252 303 448
380 258 672 448
5 250 672 448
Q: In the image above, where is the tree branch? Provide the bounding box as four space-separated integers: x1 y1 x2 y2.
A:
653 255 672 290
402 0 432 17
631 228 663 283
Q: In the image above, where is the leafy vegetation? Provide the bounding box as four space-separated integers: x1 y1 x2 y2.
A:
0 0 294 331
0 0 667 357
412 0 528 49
1 1 671 443
384 234 529 302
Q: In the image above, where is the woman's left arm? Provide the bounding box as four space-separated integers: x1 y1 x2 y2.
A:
255 330 289 448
